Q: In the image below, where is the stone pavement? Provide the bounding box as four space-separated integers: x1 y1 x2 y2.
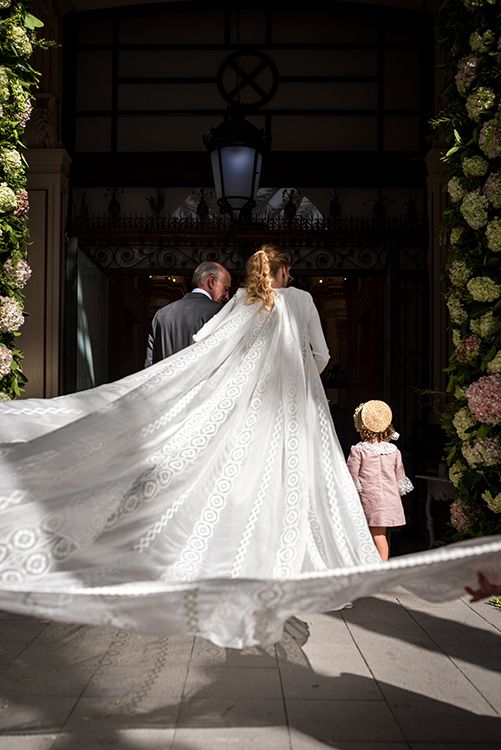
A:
0 590 500 750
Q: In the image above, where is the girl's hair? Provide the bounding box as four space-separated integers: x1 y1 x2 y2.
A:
358 424 395 443
244 243 290 310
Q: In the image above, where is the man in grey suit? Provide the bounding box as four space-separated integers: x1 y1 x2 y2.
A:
144 261 232 367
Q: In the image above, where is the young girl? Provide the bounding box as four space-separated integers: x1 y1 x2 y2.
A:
347 400 413 561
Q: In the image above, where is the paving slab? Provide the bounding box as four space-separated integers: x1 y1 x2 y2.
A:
0 735 56 750
341 595 496 712
0 641 33 664
389 697 501 742
82 664 186 701
51 728 176 749
176 698 286 728
0 660 99 697
290 739 409 750
0 697 77 733
183 665 283 700
64 695 181 731
394 594 501 712
0 590 499 748
461 597 501 632
285 699 405 743
190 637 277 668
173 726 289 749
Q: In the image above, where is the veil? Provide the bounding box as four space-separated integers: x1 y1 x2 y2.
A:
0 287 500 648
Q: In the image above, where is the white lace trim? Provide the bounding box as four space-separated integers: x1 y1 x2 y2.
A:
356 441 397 455
399 477 414 495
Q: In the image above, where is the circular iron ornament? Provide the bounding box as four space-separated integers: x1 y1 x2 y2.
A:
217 49 279 109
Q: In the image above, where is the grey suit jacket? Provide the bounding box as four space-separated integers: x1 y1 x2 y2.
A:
144 292 222 367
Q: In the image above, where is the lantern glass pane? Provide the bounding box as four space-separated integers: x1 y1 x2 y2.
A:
210 151 223 200
218 146 261 209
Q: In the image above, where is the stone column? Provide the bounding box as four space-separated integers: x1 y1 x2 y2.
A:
425 147 448 396
21 0 70 397
23 149 71 397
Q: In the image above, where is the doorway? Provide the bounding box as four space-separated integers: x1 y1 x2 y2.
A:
103 272 388 454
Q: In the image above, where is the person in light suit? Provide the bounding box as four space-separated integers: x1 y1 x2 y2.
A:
144 261 232 366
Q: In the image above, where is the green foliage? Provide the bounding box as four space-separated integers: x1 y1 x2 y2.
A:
0 0 45 399
434 0 501 537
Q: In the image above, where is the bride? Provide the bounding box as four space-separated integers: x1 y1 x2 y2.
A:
0 243 500 648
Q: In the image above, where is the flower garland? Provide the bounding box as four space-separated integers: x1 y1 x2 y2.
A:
0 0 44 400
435 0 501 537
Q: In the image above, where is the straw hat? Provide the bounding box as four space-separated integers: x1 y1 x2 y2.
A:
353 400 393 434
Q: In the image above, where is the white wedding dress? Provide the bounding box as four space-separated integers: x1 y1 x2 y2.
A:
0 287 500 648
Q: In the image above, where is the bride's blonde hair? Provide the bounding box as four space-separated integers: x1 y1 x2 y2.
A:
244 243 290 310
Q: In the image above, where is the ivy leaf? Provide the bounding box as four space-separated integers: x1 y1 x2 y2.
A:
24 14 44 30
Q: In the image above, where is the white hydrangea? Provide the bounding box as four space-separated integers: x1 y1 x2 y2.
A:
447 295 468 325
452 329 462 348
0 67 9 104
462 155 488 177
9 25 32 58
0 183 17 213
449 259 471 288
487 351 501 374
449 460 464 488
452 406 477 440
469 30 495 52
470 311 497 339
1 148 23 180
450 226 464 245
486 218 501 252
466 87 496 121
0 296 24 333
460 189 489 229
467 276 500 302
448 176 466 204
482 490 501 513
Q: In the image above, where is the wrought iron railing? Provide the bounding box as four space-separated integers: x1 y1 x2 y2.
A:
69 213 425 234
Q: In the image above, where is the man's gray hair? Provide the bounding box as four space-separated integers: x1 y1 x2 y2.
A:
192 262 223 288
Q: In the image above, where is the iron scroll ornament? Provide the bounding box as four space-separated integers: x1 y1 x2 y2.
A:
216 49 279 110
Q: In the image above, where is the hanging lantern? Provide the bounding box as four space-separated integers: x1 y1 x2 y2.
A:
203 110 267 220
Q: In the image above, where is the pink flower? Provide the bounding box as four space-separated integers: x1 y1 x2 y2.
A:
0 344 13 378
14 189 29 216
467 375 501 425
3 257 31 289
455 55 478 95
456 334 480 364
450 498 475 535
18 99 32 128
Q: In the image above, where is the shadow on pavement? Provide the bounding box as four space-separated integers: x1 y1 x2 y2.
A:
0 606 500 749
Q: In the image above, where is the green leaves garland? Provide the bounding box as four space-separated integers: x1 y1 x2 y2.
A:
435 0 501 537
0 0 44 400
